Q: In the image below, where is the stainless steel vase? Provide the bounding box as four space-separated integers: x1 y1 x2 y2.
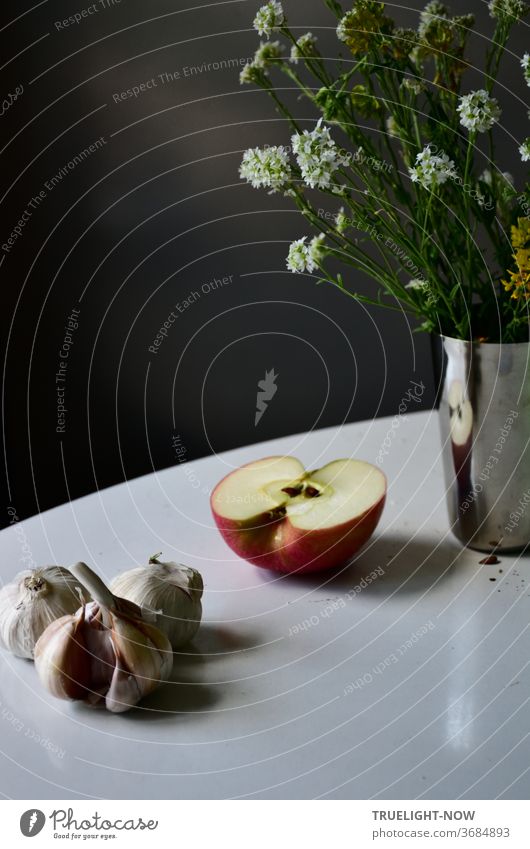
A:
431 335 530 552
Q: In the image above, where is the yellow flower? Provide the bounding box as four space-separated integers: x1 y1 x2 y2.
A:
502 218 530 300
515 247 530 270
511 217 530 248
336 2 394 56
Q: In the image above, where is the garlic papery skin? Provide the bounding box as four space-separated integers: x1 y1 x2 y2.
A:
0 566 90 659
34 562 173 713
110 554 203 650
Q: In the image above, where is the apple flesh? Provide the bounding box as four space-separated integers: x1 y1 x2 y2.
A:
210 456 386 574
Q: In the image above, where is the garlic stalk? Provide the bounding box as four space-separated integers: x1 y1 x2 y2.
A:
110 554 203 649
34 562 173 713
0 566 90 659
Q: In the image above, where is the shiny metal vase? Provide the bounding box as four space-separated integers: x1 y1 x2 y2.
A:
432 335 530 552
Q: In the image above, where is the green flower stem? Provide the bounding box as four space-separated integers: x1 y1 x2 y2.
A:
462 132 476 309
263 81 303 134
282 27 334 88
323 274 418 315
420 191 434 255
278 65 315 103
322 249 417 311
486 21 510 94
296 190 418 304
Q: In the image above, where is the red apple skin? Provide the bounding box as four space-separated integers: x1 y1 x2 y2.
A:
210 464 386 575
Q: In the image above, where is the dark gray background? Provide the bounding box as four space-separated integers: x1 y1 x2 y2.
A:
0 0 527 526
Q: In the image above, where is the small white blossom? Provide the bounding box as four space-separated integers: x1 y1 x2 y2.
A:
419 1 449 37
240 41 284 83
253 40 284 68
386 116 399 138
480 169 514 187
401 78 424 94
406 278 437 305
290 32 317 64
489 0 527 19
291 119 349 190
253 1 284 37
409 145 457 189
335 207 349 233
519 138 530 161
521 53 530 86
286 233 325 273
336 11 356 43
239 145 291 191
240 63 258 84
406 278 429 291
457 90 501 133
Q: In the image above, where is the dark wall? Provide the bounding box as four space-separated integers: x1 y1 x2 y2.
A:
0 0 526 526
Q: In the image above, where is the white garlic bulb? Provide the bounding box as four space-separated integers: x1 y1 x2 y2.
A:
110 554 203 650
0 566 90 659
35 562 173 714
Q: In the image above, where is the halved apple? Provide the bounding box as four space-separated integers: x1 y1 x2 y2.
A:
210 456 386 574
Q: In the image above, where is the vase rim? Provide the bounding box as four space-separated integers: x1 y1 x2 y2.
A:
435 333 530 347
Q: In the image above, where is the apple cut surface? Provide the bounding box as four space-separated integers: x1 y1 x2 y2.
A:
211 456 386 574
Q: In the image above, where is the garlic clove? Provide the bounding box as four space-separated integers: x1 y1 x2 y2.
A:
110 555 204 650
106 614 172 713
35 562 173 713
148 553 204 600
34 608 89 701
105 666 143 714
109 614 173 696
0 566 91 659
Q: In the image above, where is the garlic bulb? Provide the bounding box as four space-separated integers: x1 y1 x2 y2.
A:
34 562 172 713
110 554 203 650
0 566 90 659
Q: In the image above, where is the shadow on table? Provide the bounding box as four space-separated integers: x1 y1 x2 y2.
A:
126 623 265 720
255 532 464 597
190 622 270 657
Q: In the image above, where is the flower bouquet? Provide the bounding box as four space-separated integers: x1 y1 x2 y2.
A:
239 0 530 344
238 1 530 551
